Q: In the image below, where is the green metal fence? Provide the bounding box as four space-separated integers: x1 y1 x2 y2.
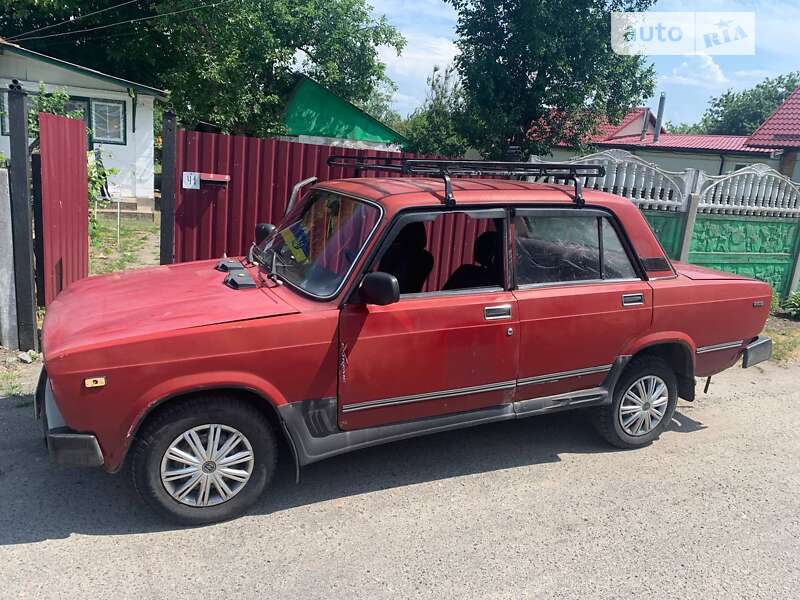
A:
642 211 685 260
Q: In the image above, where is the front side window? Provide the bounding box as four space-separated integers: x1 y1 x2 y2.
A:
256 190 380 298
91 99 125 143
373 211 504 295
515 213 637 286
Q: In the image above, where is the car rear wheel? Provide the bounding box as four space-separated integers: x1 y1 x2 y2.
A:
592 357 678 449
131 396 277 525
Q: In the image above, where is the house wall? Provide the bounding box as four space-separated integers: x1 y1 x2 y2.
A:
0 52 155 200
546 146 799 180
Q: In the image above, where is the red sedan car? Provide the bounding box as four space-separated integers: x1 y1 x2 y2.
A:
37 159 772 524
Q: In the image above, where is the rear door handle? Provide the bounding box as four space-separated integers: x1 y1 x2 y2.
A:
622 293 645 306
484 304 512 320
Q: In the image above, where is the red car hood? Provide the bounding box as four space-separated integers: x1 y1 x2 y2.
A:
43 260 298 359
672 261 749 281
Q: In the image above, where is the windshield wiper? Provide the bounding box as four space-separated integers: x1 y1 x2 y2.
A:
255 245 293 285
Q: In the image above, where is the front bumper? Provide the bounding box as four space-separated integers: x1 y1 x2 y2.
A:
742 336 772 369
35 371 104 468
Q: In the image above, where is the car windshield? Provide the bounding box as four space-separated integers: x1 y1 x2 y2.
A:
256 190 381 298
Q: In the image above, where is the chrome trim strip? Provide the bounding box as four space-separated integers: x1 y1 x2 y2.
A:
517 364 613 386
342 379 517 413
696 340 744 354
516 277 641 291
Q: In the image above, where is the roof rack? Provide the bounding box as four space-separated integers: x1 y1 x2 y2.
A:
326 156 605 208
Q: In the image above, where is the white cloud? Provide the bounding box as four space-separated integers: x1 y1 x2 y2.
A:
660 54 729 88
370 0 457 24
378 33 459 80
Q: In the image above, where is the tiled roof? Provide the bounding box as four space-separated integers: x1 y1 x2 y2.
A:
747 86 800 148
597 133 776 155
591 108 651 140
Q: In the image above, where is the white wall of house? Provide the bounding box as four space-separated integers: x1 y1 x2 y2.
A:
0 51 156 200
546 146 800 181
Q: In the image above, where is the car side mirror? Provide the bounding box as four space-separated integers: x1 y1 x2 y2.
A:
255 223 276 245
358 272 400 306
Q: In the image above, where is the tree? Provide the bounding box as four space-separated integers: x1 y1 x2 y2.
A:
2 1 405 136
694 72 800 135
448 0 656 158
664 121 704 135
356 80 403 129
399 65 469 157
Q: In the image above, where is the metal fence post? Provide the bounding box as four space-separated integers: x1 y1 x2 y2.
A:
31 153 46 308
7 81 39 351
160 110 177 265
678 193 700 263
0 167 19 349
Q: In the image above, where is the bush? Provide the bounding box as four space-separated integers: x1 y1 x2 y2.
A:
780 291 800 320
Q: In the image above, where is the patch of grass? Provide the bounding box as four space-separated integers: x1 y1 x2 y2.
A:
90 217 160 275
764 319 800 365
0 369 23 398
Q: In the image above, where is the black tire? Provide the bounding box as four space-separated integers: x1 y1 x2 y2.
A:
130 395 277 525
592 357 678 449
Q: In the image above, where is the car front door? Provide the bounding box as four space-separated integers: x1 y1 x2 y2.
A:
337 208 520 430
511 208 652 408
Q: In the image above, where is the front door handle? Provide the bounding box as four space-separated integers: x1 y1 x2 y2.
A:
484 304 512 320
622 293 645 306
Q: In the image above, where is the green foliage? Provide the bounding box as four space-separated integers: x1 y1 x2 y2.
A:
770 287 781 315
674 72 800 136
399 65 469 157
665 121 704 135
356 81 402 129
2 1 404 137
87 152 119 241
28 82 84 142
780 291 800 320
447 0 656 159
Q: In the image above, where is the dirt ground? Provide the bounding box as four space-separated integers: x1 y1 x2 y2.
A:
1 347 799 598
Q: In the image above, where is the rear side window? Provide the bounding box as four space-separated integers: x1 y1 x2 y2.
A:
515 214 637 285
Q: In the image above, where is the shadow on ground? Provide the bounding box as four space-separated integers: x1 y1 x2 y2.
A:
0 393 705 546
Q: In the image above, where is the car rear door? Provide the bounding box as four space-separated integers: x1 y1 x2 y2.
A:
511 208 652 408
337 208 520 430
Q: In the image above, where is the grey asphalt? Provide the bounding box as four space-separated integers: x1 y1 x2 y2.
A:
1 361 798 599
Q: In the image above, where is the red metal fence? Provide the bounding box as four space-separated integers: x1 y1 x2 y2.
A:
174 130 416 262
37 113 88 305
173 130 491 290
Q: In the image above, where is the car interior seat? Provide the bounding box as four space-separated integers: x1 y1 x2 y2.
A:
378 222 434 294
442 230 502 290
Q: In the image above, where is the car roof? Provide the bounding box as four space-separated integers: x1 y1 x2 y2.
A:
315 177 632 211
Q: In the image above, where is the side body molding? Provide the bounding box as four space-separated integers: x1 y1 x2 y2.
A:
278 356 631 468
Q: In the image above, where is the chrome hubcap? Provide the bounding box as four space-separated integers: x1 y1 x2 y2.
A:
160 424 254 507
619 375 669 436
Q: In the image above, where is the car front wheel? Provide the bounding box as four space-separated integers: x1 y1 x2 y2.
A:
131 396 277 525
592 357 678 449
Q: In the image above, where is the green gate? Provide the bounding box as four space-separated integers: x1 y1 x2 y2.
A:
688 215 800 296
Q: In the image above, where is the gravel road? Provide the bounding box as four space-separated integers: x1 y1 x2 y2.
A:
1 360 798 599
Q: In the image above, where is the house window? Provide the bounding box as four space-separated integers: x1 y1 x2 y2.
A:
91 99 126 144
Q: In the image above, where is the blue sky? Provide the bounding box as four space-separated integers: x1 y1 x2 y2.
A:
371 0 800 125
